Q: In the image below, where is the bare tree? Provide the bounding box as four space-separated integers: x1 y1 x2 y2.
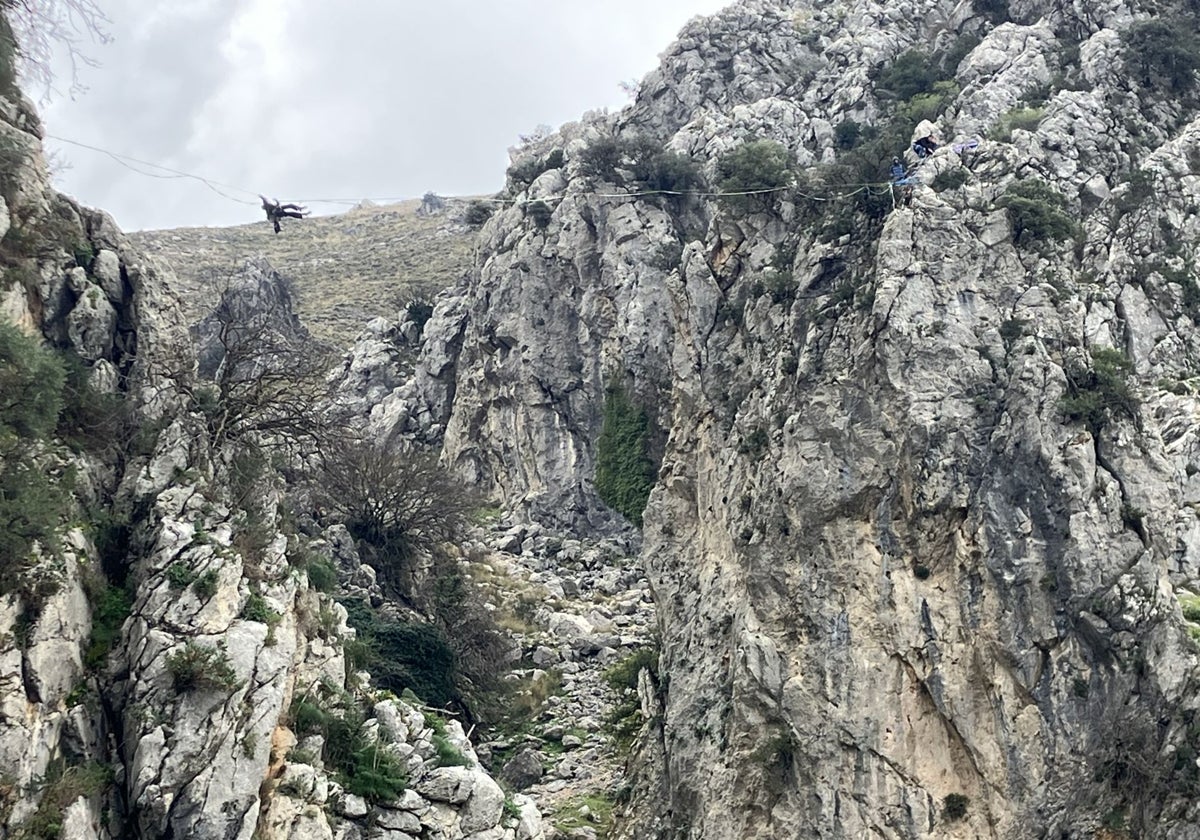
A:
319 440 474 545
184 268 336 454
3 0 112 101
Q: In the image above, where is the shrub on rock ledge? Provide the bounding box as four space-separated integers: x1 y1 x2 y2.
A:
167 642 239 693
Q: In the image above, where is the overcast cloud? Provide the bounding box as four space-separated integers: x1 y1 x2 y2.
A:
34 1 731 231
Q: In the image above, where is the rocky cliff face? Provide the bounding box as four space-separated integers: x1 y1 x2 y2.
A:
353 0 1200 837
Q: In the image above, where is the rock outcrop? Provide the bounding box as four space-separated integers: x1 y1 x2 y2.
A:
345 0 1200 837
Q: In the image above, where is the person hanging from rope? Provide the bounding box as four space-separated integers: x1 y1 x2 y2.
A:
260 195 309 234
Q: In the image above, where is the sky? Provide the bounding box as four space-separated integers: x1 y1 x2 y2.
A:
29 1 732 232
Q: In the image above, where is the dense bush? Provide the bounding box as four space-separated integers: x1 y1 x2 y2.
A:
716 139 794 213
506 148 565 187
167 642 240 693
834 119 862 150
594 384 657 526
462 200 495 227
525 200 553 229
83 580 132 668
876 50 938 99
1060 347 1138 434
943 793 970 821
342 596 489 712
1123 19 1200 94
0 321 65 440
403 298 434 339
0 322 71 599
603 648 658 751
577 136 629 182
974 0 1010 24
630 149 704 195
999 179 1079 246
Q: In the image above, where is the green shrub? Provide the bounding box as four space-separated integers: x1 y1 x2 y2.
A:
404 298 435 339
166 562 194 590
525 200 553 229
1123 19 1200 93
577 136 628 182
943 793 969 821
370 621 458 706
55 351 131 454
507 149 564 186
974 0 1010 24
876 50 938 100
0 455 70 598
604 647 658 692
306 554 338 593
834 120 862 150
716 139 795 213
192 569 219 599
990 106 1045 142
594 384 657 526
1060 347 1137 434
20 760 112 840
631 149 704 195
0 321 66 440
242 593 281 626
84 582 132 669
761 270 798 305
999 179 1079 247
293 697 408 803
738 427 769 458
433 734 472 767
340 598 462 708
1181 596 1200 622
462 200 495 227
166 642 239 693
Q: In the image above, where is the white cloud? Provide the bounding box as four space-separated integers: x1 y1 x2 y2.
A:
39 0 732 230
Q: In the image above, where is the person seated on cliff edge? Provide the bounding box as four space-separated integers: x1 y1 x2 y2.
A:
259 195 309 234
913 134 939 159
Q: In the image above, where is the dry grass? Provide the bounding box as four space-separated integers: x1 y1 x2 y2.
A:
131 199 477 347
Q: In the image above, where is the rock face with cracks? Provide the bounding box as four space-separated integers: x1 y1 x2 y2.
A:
345 0 1200 837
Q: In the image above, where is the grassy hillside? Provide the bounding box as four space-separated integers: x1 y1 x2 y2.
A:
131 199 477 348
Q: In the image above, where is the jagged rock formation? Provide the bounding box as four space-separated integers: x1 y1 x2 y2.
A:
342 0 1200 837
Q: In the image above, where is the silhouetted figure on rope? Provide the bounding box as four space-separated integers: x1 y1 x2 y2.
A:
260 195 309 234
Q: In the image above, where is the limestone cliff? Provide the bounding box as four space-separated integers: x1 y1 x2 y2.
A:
352 0 1200 837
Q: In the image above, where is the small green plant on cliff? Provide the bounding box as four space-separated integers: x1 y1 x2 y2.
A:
999 179 1079 247
290 693 408 802
83 580 132 669
943 793 970 821
594 384 657 526
18 760 112 840
167 642 240 693
990 106 1045 142
603 647 658 752
1060 347 1138 434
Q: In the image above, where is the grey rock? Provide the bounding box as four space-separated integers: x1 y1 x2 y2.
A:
500 747 545 791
